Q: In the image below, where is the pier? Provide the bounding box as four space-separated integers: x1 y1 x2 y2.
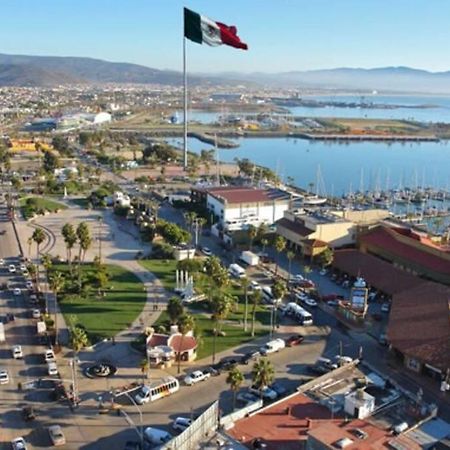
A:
301 133 440 142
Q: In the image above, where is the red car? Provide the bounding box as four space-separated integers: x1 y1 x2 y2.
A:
286 334 305 347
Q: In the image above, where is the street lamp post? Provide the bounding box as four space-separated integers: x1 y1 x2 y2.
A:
122 392 144 447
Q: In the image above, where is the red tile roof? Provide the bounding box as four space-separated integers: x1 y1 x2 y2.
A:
388 282 450 371
147 333 168 348
333 249 424 296
168 334 197 353
206 186 290 204
360 226 450 280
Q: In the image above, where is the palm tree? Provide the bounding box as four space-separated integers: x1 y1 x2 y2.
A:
252 358 275 397
41 253 52 278
49 271 64 346
226 366 244 410
76 222 91 288
286 250 295 280
140 358 150 380
274 236 286 276
69 322 89 353
32 227 46 291
248 225 257 251
240 277 250 332
167 297 184 324
27 236 33 259
210 293 235 363
250 290 262 337
271 280 287 337
177 314 195 374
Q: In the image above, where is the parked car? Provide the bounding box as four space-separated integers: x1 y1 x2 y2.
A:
172 417 192 431
143 427 172 445
201 247 213 257
25 281 33 290
135 385 151 405
334 355 353 367
8 265 16 273
13 288 22 296
32 309 41 319
248 385 278 400
202 366 220 377
44 349 55 363
249 280 261 291
378 333 388 346
22 406 36 421
285 334 304 347
19 264 27 272
11 437 27 450
217 357 238 371
0 258 4 266
0 369 9 384
47 362 58 376
310 357 338 374
236 391 259 404
12 345 23 359
48 425 65 446
269 382 287 396
260 338 285 355
302 298 317 308
184 370 210 386
240 350 260 365
6 313 15 322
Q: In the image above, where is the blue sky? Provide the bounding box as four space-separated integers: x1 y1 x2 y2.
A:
0 0 449 73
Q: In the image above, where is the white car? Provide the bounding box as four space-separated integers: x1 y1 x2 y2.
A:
250 280 261 291
184 370 210 386
22 270 29 277
248 385 278 400
0 370 9 384
0 258 4 266
12 345 23 359
8 265 16 273
302 298 317 307
135 385 151 405
201 247 213 257
11 437 28 450
47 362 58 376
44 349 55 363
13 288 22 296
334 355 353 367
26 281 33 290
32 309 41 319
48 425 66 446
20 264 27 272
172 417 192 431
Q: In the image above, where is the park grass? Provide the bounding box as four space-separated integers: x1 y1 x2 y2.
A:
154 311 267 360
139 259 178 292
70 197 90 209
56 264 146 342
19 196 67 219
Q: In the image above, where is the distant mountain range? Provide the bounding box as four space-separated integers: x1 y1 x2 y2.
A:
2 53 450 94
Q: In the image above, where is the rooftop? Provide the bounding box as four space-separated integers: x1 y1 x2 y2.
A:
276 217 314 237
333 249 424 296
388 282 450 371
203 186 290 204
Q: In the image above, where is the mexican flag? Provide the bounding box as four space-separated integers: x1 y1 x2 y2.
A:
184 8 248 50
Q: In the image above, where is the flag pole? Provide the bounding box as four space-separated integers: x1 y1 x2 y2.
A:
183 35 188 170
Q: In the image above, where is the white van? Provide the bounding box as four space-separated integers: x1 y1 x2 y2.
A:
260 338 285 355
228 263 246 279
144 427 173 445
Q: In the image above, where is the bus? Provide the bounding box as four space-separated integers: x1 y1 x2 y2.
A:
135 377 179 404
285 302 313 326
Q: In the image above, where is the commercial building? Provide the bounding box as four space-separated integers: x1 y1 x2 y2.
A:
387 282 450 380
192 186 291 231
359 225 450 285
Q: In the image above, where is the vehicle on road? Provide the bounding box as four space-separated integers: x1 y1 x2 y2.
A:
32 309 41 319
248 385 278 400
25 281 33 290
284 302 314 326
8 265 16 273
249 280 261 291
236 391 259 404
172 417 192 431
334 355 354 367
240 251 259 266
184 370 210 386
12 345 23 359
0 369 9 384
44 349 55 363
37 321 47 336
0 323 5 342
143 427 172 445
20 264 27 272
11 437 27 450
48 362 58 376
260 338 286 355
270 382 287 396
22 406 36 421
285 334 304 347
216 357 238 371
202 366 220 377
379 333 388 346
310 357 338 374
0 258 4 266
13 288 21 296
48 425 65 446
135 376 179 404
302 297 317 308
240 350 260 365
201 247 213 256
228 263 246 279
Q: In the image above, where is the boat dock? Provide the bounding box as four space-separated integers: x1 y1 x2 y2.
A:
301 133 440 142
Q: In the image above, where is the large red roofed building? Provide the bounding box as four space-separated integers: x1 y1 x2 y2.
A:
359 225 450 285
191 186 290 231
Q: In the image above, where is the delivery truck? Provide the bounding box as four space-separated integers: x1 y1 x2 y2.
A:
239 251 260 266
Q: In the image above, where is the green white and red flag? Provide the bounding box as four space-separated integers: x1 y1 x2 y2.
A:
184 7 248 50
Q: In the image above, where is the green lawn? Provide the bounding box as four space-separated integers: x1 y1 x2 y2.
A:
56 264 146 342
154 311 267 360
19 196 67 219
139 259 178 291
70 197 90 209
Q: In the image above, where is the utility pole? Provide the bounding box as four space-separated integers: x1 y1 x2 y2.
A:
97 216 103 263
69 357 79 406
